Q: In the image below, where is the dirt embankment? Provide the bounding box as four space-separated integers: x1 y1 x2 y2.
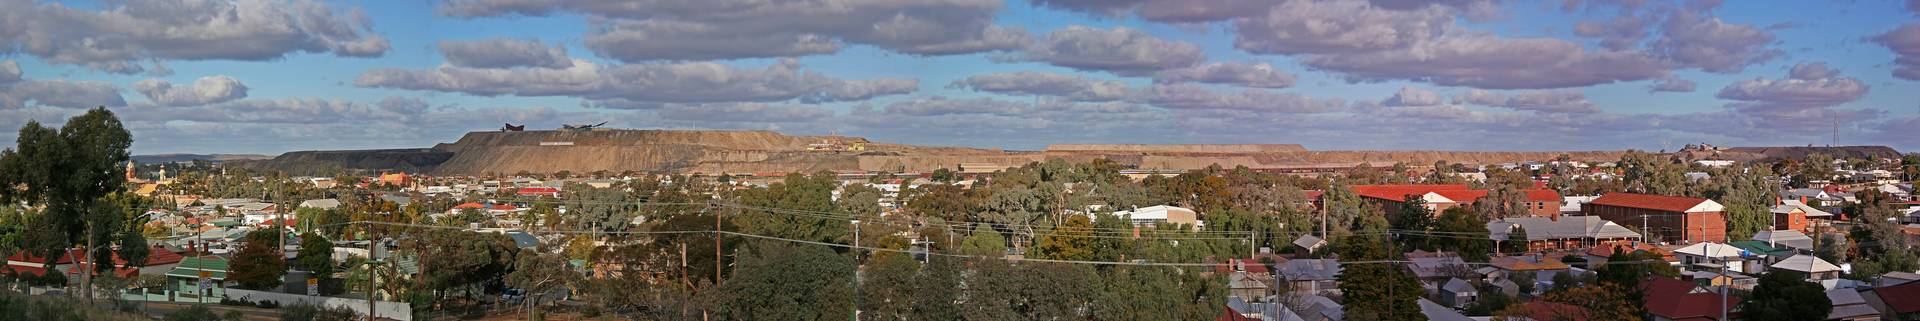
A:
234 149 452 175
239 129 1901 176
1046 144 1308 153
1689 146 1903 162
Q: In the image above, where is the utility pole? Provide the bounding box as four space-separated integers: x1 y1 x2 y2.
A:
366 225 378 321
853 219 862 321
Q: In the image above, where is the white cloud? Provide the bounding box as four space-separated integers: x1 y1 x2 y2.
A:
355 59 916 105
132 76 250 107
439 38 573 69
1151 62 1296 89
1018 26 1205 75
949 71 1131 102
0 0 388 74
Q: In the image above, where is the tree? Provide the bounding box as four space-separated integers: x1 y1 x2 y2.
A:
1433 207 1492 262
229 230 289 290
959 223 1007 257
292 232 335 287
0 108 146 297
861 249 920 320
1336 213 1424 320
506 251 580 321
705 243 853 320
1093 265 1223 320
409 230 519 301
1594 247 1678 306
1717 166 1777 240
1538 283 1644 321
1390 195 1435 249
734 173 847 244
1033 215 1095 261
963 261 1097 320
1742 271 1831 321
908 258 963 320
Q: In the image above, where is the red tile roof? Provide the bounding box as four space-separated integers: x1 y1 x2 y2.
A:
1522 302 1590 321
453 202 486 209
1213 259 1271 274
1588 192 1712 213
517 187 561 195
1643 277 1740 320
1875 280 1920 314
1216 306 1259 321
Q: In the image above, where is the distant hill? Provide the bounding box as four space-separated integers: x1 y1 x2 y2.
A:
132 153 274 164
1680 146 1903 162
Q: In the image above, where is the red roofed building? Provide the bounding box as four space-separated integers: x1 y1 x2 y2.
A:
1584 193 1727 244
1866 279 1920 320
517 187 561 198
1642 277 1741 320
1351 184 1564 218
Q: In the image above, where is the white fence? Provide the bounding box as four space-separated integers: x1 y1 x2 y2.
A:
223 288 412 321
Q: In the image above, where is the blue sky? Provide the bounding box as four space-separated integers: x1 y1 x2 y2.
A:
1 0 1917 155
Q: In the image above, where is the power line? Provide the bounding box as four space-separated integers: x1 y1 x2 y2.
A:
325 221 1682 268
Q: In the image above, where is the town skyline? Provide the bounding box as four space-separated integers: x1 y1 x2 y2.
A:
0 0 1917 155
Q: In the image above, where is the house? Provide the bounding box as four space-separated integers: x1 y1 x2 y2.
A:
1561 195 1599 215
1291 235 1325 255
1751 230 1817 253
1643 276 1742 321
1876 272 1920 287
297 199 341 210
1282 293 1343 321
1486 216 1642 252
1772 199 1834 233
1728 240 1795 266
1276 259 1340 295
1769 254 1843 282
1435 278 1477 309
1864 280 1920 320
1352 184 1564 218
1675 242 1759 274
1112 205 1201 230
1584 192 1727 243
1418 298 1474 321
517 186 562 197
1228 271 1275 300
1223 298 1306 321
164 256 230 301
1583 241 1678 267
1405 250 1469 283
1826 288 1882 321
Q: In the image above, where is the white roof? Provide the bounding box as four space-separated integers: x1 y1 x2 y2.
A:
1770 255 1842 273
1772 200 1833 217
1486 216 1641 241
1112 205 1193 220
1675 242 1745 258
1751 230 1815 251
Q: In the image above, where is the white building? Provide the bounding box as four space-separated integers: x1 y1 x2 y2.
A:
1111 205 1201 230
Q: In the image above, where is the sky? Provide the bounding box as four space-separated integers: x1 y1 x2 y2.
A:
0 0 1917 155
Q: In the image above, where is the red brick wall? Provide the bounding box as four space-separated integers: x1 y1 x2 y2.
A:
1774 212 1808 232
1685 211 1727 243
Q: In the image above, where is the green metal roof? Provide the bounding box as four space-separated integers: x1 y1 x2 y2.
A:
165 256 230 280
1728 240 1794 257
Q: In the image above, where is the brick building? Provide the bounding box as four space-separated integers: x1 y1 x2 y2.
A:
1583 192 1727 244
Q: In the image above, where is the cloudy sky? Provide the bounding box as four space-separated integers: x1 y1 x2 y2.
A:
1 0 1917 155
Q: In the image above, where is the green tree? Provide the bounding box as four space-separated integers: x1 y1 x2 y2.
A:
409 230 519 301
1594 247 1679 303
280 303 357 321
959 223 1007 257
1093 266 1224 320
1742 271 1832 321
229 230 289 290
705 243 853 320
1432 207 1491 262
963 261 1097 320
1390 195 1435 249
1336 213 1424 320
734 173 847 244
1717 166 1777 240
860 249 920 320
293 232 335 286
908 258 963 320
0 108 148 296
